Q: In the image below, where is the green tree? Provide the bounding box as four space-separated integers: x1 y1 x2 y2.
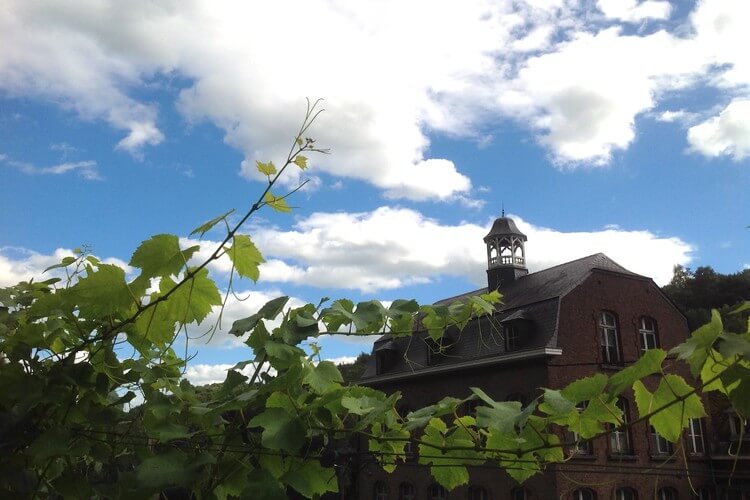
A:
1 103 749 498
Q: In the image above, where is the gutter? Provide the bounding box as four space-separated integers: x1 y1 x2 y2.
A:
360 347 563 385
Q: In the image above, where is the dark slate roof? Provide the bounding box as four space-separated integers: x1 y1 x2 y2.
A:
484 216 527 242
361 253 645 382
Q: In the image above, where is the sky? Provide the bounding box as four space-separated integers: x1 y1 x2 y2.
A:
1 0 749 385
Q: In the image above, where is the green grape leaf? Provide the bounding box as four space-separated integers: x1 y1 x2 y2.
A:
265 341 305 370
264 192 291 213
130 234 197 280
160 268 221 324
136 450 189 490
538 388 575 416
249 408 306 452
607 348 666 396
633 374 705 442
292 155 308 169
239 469 287 500
283 460 338 498
418 418 471 490
43 255 77 273
190 209 235 237
670 310 723 376
230 296 290 336
256 160 277 176
135 303 177 347
561 373 608 404
303 360 343 394
718 332 750 359
71 264 132 318
227 234 264 282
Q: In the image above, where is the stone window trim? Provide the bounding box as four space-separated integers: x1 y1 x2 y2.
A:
608 398 633 456
686 418 705 456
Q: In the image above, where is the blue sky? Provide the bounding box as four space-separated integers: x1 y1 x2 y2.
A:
1 0 748 384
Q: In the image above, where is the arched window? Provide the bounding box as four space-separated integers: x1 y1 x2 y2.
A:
658 487 678 500
568 401 593 456
693 488 712 500
511 487 529 500
639 316 658 352
616 487 637 500
374 481 388 500
610 398 632 455
468 485 489 500
430 483 447 500
573 488 596 500
398 482 415 500
600 311 621 363
687 418 705 455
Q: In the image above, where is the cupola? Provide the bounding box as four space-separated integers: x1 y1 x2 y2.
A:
484 211 528 291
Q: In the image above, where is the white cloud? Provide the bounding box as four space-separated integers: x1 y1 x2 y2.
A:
0 246 131 287
1 155 101 180
184 362 273 386
597 0 672 23
214 207 696 292
0 0 747 190
687 99 750 160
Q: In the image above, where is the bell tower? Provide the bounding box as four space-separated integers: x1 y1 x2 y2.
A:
484 211 528 291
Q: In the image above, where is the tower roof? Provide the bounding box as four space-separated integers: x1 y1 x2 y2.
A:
483 215 527 242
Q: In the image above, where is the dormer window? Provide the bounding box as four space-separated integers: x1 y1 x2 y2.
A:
505 325 519 351
639 316 658 352
600 311 621 364
375 340 397 374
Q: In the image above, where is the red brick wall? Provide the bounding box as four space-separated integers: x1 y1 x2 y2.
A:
550 271 713 499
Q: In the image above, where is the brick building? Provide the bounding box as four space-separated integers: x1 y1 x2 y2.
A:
357 214 747 499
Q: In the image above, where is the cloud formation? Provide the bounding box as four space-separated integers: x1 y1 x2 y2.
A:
1 0 748 202
242 207 692 291
1 155 101 180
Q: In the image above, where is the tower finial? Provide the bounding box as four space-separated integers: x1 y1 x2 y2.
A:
501 203 505 217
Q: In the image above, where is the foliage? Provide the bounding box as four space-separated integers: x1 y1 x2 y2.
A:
1 104 750 498
664 264 750 331
337 352 371 384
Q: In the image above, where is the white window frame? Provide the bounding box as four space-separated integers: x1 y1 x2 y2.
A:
429 483 447 500
505 324 519 351
374 481 388 500
469 486 488 500
687 418 705 455
570 401 593 456
650 425 673 455
600 311 621 363
398 482 415 500
657 487 677 500
610 398 632 455
616 488 637 500
573 488 596 500
639 316 658 352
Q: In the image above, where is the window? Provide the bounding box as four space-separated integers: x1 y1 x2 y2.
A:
650 425 673 456
616 488 637 500
374 481 388 500
430 483 447 500
610 398 632 455
658 487 678 500
468 485 488 500
693 488 712 500
569 401 593 456
600 311 621 363
505 325 519 351
687 418 705 455
398 482 415 500
512 488 528 500
639 316 658 352
573 488 596 500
